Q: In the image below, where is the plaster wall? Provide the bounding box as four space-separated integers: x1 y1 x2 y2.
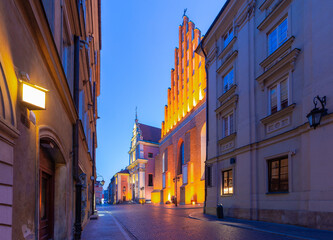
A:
204 0 333 230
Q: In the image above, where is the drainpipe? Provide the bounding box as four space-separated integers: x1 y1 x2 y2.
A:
92 131 95 215
199 41 209 214
91 81 96 215
73 34 82 239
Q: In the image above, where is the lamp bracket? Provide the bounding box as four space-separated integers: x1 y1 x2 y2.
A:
313 95 326 110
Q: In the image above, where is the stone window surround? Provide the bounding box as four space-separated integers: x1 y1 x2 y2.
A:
258 0 292 31
264 150 294 194
257 35 298 127
218 36 237 61
217 50 238 75
257 0 292 64
267 76 289 115
216 52 237 101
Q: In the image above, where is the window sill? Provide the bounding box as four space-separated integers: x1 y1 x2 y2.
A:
218 36 237 60
217 50 238 74
256 49 300 90
259 0 275 11
266 191 289 195
215 94 238 115
261 103 295 125
257 0 292 31
261 104 295 134
221 194 233 197
218 132 236 146
260 36 295 70
218 84 237 104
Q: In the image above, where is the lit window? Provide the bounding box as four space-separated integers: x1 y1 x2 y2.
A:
223 28 234 48
222 169 233 195
268 18 288 55
269 78 288 114
223 68 234 93
222 112 234 138
268 157 288 192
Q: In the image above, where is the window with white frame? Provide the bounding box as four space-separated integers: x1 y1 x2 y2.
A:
223 28 234 48
222 169 233 195
268 18 288 55
269 78 288 114
222 112 234 138
223 68 234 93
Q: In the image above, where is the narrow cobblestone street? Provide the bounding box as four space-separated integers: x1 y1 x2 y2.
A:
82 205 333 240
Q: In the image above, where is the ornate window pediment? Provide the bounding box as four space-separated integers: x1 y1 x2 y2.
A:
258 0 292 31
217 50 238 74
256 47 300 90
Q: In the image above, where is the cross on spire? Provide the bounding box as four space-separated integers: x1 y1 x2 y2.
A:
183 8 187 17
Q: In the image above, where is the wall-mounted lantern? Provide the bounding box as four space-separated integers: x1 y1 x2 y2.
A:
20 80 48 110
306 95 327 129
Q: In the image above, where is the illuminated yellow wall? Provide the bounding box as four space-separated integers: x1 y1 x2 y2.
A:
161 16 206 137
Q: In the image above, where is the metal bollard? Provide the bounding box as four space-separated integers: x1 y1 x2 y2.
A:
217 204 224 219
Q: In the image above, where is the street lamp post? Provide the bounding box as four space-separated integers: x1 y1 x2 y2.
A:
173 176 180 207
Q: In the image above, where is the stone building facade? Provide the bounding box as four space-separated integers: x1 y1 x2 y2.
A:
0 0 101 239
127 118 160 203
152 15 206 205
199 0 333 230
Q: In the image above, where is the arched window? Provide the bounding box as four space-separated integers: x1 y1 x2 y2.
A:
181 142 184 165
201 123 206 179
178 142 184 174
162 152 165 173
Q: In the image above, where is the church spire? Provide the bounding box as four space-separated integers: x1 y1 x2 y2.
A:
135 106 138 123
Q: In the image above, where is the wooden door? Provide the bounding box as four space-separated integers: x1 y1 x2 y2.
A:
39 148 54 240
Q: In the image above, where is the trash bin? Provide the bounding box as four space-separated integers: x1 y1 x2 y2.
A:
217 204 224 219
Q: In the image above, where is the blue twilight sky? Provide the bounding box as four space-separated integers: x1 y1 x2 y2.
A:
97 0 226 188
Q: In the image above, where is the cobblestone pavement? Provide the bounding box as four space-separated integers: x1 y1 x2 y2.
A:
82 204 333 240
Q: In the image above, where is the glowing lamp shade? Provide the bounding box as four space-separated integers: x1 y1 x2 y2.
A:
21 82 48 110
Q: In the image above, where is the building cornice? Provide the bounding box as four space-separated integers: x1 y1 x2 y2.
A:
127 158 148 170
207 113 333 164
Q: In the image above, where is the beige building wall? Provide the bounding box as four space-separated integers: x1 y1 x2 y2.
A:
200 0 333 230
0 0 101 239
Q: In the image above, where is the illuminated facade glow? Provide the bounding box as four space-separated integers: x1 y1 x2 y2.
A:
161 15 206 137
153 15 206 206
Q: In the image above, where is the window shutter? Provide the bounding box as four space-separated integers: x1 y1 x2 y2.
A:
270 86 278 113
230 113 234 134
280 79 288 109
278 19 288 46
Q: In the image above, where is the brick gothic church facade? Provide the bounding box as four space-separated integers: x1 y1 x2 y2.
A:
152 15 207 205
